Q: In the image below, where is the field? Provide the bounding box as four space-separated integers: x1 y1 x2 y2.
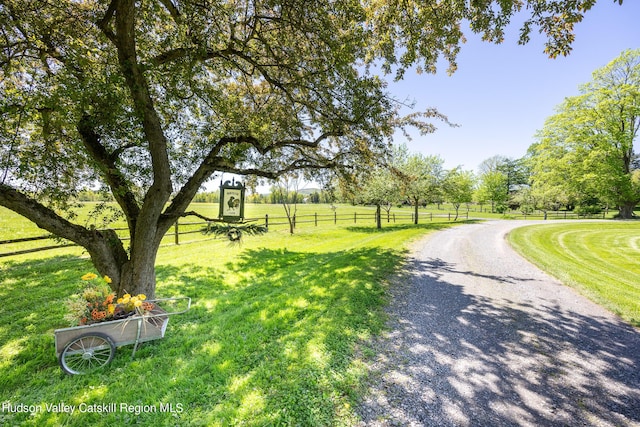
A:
0 201 615 259
0 202 463 259
0 202 456 426
508 222 640 327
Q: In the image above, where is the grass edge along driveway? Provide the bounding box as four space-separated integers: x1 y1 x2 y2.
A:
508 221 640 327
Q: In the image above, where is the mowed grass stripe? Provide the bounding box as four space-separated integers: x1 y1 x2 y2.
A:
611 233 640 267
508 222 640 326
579 229 638 284
539 227 634 287
571 230 630 282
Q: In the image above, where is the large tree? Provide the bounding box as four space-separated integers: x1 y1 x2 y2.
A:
478 155 529 198
529 49 640 218
0 0 617 296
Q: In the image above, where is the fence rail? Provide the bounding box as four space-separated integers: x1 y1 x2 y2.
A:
0 208 605 259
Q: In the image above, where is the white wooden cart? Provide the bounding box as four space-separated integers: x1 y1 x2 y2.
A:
54 297 190 375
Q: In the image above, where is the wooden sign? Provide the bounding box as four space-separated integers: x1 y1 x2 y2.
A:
219 179 245 223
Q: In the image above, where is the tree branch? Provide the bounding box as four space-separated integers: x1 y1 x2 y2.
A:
96 0 117 42
77 115 141 232
178 211 235 223
0 183 129 282
161 131 343 227
158 0 181 23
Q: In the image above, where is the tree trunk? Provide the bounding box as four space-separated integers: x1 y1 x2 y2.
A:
118 253 157 298
289 215 295 235
618 203 636 219
376 204 382 229
414 199 419 225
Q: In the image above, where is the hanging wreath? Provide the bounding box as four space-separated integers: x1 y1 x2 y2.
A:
201 222 268 244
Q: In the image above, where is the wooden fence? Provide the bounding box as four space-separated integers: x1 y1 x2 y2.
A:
0 210 425 259
0 208 605 259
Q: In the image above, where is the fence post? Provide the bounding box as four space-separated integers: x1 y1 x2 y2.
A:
265 214 269 230
334 211 337 224
174 220 179 245
315 212 318 226
430 212 433 221
448 213 451 221
354 212 357 223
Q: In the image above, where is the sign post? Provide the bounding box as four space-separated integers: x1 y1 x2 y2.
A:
218 179 245 223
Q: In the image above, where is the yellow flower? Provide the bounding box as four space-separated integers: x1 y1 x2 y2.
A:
134 300 142 308
81 273 98 281
138 294 146 300
117 297 123 304
108 304 115 314
103 275 112 284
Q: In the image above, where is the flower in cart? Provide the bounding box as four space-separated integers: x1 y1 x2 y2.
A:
117 293 151 314
64 273 156 326
64 273 116 326
91 308 107 321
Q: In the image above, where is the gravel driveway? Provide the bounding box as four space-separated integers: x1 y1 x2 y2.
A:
357 220 640 427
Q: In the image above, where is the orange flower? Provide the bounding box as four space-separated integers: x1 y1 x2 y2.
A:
91 309 106 320
141 302 155 312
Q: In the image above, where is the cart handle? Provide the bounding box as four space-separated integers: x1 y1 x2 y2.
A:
146 296 191 316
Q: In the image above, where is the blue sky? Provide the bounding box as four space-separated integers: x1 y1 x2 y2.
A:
389 0 640 173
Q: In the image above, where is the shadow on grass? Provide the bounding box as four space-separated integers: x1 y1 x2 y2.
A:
0 246 405 426
0 256 93 391
358 255 640 426
345 220 480 234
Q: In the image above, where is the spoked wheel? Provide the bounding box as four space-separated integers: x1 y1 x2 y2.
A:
59 332 116 375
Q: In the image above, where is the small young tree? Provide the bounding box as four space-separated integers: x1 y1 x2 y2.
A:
393 147 445 224
271 173 304 235
476 170 509 213
357 167 399 229
444 168 475 221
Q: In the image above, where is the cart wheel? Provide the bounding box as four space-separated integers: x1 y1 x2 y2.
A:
59 332 116 375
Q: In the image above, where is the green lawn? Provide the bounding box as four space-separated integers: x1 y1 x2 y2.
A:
2 200 632 425
0 221 454 426
508 221 640 327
